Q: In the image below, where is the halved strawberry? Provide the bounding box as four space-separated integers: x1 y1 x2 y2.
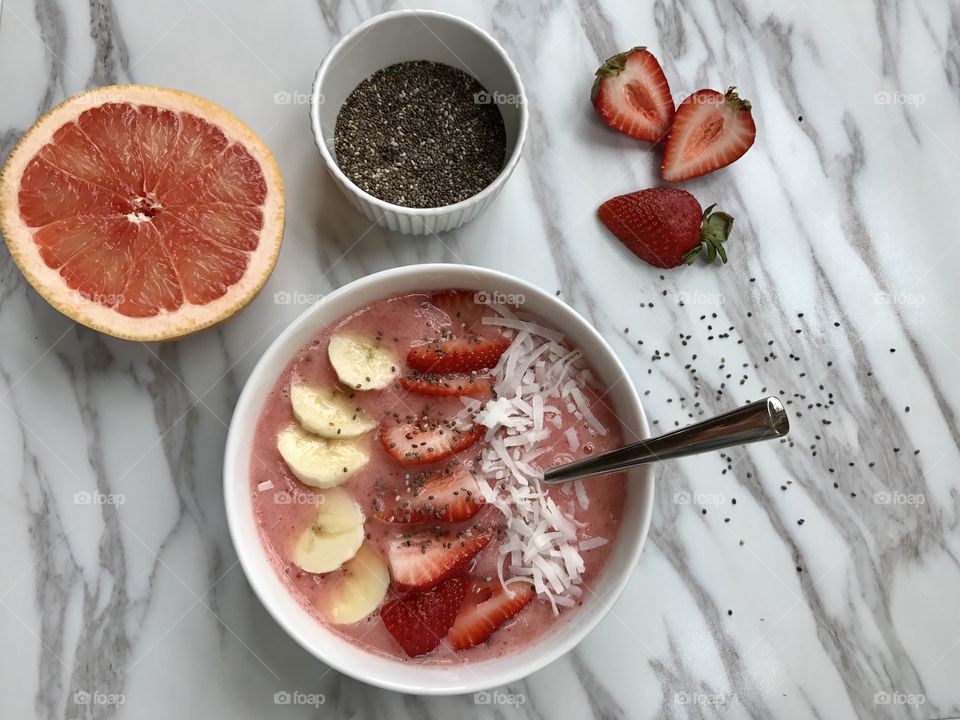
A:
591 46 674 142
376 464 486 523
429 290 486 335
661 87 756 183
387 530 490 590
407 336 510 374
381 414 484 465
399 371 494 397
380 575 468 657
449 580 536 650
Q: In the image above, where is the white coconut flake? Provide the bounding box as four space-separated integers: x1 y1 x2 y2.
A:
482 315 565 342
574 479 590 510
565 428 580 452
569 386 607 436
579 537 609 551
257 480 274 492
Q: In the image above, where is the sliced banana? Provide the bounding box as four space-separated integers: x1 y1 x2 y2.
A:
327 334 398 391
290 384 375 438
291 521 364 574
324 542 389 624
277 424 369 488
313 487 365 534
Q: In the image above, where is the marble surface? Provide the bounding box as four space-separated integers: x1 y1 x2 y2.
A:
1 0 958 718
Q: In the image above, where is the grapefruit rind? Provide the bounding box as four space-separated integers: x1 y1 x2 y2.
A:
0 85 285 342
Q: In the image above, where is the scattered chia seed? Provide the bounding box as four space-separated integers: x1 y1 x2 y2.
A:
334 60 506 208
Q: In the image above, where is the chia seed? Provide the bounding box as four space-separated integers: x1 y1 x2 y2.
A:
334 60 507 208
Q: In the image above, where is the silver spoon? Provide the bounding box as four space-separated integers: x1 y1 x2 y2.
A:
542 397 790 485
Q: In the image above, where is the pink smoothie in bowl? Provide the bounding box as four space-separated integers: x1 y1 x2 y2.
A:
250 289 627 662
224 264 653 693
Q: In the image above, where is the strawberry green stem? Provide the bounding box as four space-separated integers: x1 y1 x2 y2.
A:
682 204 735 265
724 86 752 112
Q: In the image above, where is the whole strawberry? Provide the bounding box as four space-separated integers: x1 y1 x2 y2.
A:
597 188 733 268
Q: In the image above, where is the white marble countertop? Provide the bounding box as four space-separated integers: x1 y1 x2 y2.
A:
1 0 958 718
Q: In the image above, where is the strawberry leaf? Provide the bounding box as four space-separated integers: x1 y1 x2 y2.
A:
683 204 734 266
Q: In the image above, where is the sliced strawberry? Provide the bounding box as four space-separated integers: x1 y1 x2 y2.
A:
381 414 484 465
449 580 536 650
591 47 674 143
399 371 494 397
407 336 510 374
387 530 490 590
380 575 468 657
376 465 486 523
429 290 486 335
661 87 756 183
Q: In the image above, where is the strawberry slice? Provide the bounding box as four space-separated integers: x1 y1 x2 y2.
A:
449 580 536 650
387 530 490 590
376 464 486 523
380 575 468 657
661 87 756 183
591 46 674 142
407 336 510 374
429 290 486 335
399 371 494 397
381 414 484 465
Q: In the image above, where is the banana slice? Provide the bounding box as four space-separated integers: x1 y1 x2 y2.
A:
277 424 369 488
290 384 375 438
324 542 389 624
313 487 365 534
291 520 364 574
327 334 398 391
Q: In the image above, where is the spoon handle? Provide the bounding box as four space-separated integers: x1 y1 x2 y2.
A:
541 397 790 485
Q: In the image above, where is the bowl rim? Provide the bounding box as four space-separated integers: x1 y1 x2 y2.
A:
224 264 654 694
309 9 530 217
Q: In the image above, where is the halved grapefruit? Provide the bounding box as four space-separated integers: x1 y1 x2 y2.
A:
0 85 284 341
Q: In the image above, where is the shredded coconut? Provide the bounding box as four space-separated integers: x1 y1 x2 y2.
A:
574 479 590 510
579 537 609 551
472 308 606 614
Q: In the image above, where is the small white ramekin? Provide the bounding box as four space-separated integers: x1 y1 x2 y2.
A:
310 10 528 235
224 264 654 694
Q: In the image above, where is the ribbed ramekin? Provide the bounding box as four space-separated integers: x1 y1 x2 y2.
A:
310 10 528 235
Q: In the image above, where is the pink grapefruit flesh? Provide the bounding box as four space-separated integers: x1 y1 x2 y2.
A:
0 85 284 341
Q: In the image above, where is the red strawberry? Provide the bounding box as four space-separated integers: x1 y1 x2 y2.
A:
661 87 756 182
380 575 468 657
407 336 510 374
598 188 733 268
398 371 494 398
449 580 536 650
591 47 674 142
387 530 490 590
429 290 486 335
376 464 486 523
380 414 484 465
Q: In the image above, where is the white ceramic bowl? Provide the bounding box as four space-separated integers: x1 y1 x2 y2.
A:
310 10 528 235
224 264 654 694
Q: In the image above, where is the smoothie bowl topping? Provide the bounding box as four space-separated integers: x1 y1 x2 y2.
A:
466 307 609 613
249 289 626 660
